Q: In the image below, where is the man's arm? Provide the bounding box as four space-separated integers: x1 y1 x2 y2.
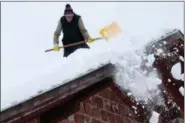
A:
78 17 90 41
53 20 62 45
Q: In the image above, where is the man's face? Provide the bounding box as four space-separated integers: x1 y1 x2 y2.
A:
65 13 74 23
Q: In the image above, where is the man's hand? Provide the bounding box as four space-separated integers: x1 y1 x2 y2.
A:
53 44 60 51
87 37 94 43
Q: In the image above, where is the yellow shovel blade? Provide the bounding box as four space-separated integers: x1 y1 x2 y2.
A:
99 22 121 40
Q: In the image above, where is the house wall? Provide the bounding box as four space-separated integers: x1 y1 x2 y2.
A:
26 78 146 123
153 37 184 119
53 84 140 123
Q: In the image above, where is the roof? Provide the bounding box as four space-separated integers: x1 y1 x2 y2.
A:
1 29 184 122
0 63 116 122
145 29 184 55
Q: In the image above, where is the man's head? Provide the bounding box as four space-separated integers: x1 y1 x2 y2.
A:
64 4 74 23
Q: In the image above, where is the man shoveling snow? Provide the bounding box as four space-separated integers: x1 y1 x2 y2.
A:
53 4 94 57
45 3 121 55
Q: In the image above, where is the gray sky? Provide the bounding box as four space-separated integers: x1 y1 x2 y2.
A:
1 2 184 110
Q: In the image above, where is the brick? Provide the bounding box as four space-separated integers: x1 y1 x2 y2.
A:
27 118 39 123
124 117 132 123
115 115 124 123
111 102 120 114
84 103 93 116
109 113 116 123
119 104 126 116
68 121 75 123
74 113 83 123
57 119 68 123
93 96 103 109
84 97 94 106
92 118 99 123
78 102 85 113
101 110 112 122
98 120 105 123
92 107 100 119
109 90 115 101
83 115 91 123
104 99 111 112
107 87 112 91
112 93 121 102
119 98 126 105
127 107 135 117
99 89 110 99
68 114 75 122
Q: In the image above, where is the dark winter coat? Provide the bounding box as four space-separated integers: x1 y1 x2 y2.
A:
53 14 90 57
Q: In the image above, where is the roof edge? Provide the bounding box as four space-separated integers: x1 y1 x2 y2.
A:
0 63 116 122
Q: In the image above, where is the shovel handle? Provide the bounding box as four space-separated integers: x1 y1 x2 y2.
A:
45 37 103 53
45 41 87 52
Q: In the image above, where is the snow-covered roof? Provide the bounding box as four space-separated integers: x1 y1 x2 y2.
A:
2 29 183 111
0 64 115 122
145 29 184 55
1 29 184 123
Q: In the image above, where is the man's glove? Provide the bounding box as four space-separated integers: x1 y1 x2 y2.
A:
53 44 60 51
87 37 94 43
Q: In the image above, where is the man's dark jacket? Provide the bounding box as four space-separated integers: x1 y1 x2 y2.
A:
59 14 89 57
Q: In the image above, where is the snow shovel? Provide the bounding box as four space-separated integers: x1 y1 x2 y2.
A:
45 22 121 53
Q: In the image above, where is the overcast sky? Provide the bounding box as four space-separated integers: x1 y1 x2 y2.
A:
1 2 184 109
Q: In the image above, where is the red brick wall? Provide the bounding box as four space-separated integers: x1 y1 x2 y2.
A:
56 86 140 123
26 117 40 123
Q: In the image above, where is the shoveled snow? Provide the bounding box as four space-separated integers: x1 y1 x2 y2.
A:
179 56 184 62
181 74 184 81
150 111 159 123
171 62 183 81
146 54 155 67
127 92 132 96
179 87 184 96
156 49 163 56
168 79 171 83
163 41 167 45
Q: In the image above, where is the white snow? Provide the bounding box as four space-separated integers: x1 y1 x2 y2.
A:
181 74 184 81
171 62 183 80
163 41 167 45
1 2 184 111
156 49 163 56
168 79 171 83
132 106 137 110
150 111 159 123
179 87 184 96
127 92 132 96
179 56 184 62
146 54 155 67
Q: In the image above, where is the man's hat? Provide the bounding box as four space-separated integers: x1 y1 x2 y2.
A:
64 4 73 14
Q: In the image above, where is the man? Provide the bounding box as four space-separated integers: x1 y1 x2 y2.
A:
53 4 93 57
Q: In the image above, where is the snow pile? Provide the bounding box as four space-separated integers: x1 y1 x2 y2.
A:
171 62 184 81
112 34 162 104
149 111 160 123
114 55 162 103
179 87 184 96
179 56 184 62
156 48 163 56
1 29 176 111
146 54 155 67
168 79 171 83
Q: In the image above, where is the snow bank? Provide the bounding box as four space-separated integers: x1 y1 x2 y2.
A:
150 111 160 123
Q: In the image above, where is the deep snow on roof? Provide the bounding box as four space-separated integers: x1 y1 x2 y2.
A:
2 29 182 111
